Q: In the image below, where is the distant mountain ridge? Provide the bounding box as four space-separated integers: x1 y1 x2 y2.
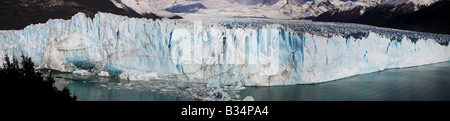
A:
0 0 180 30
313 0 449 34
1 0 448 34
384 0 450 34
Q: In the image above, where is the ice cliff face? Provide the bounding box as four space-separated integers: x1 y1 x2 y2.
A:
0 12 449 86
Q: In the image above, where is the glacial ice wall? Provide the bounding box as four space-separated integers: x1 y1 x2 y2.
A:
0 12 449 86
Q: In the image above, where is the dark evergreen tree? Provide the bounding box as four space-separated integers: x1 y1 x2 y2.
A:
0 54 76 102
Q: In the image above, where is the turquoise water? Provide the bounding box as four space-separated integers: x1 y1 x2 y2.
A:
239 61 450 101
51 73 195 101
52 61 450 101
65 81 195 101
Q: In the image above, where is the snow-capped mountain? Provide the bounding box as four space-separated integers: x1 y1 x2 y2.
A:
110 0 181 18
0 0 172 30
278 0 439 20
279 0 385 19
315 0 439 22
0 0 446 33
384 0 450 34
107 0 382 19
314 0 444 33
279 0 330 19
352 0 436 26
383 0 438 6
81 0 442 22
134 0 290 19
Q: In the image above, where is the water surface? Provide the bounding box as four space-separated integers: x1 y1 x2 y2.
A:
239 61 450 101
51 61 450 101
51 73 195 101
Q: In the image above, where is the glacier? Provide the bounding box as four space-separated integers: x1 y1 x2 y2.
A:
0 12 449 86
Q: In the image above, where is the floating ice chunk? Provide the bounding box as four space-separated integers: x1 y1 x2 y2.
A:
98 71 110 77
73 69 92 76
223 85 246 91
119 70 158 81
123 83 134 89
221 92 232 101
243 96 254 101
209 87 233 101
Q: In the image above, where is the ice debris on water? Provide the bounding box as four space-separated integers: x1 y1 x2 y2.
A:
113 79 245 101
98 71 110 77
100 84 108 88
73 69 92 76
242 96 254 101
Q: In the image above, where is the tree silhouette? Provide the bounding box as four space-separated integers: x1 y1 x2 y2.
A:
1 54 77 102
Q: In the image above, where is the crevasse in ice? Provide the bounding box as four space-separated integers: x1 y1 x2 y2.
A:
0 12 449 86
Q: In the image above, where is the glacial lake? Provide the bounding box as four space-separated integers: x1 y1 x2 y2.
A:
240 61 450 101
52 61 450 101
50 73 196 101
